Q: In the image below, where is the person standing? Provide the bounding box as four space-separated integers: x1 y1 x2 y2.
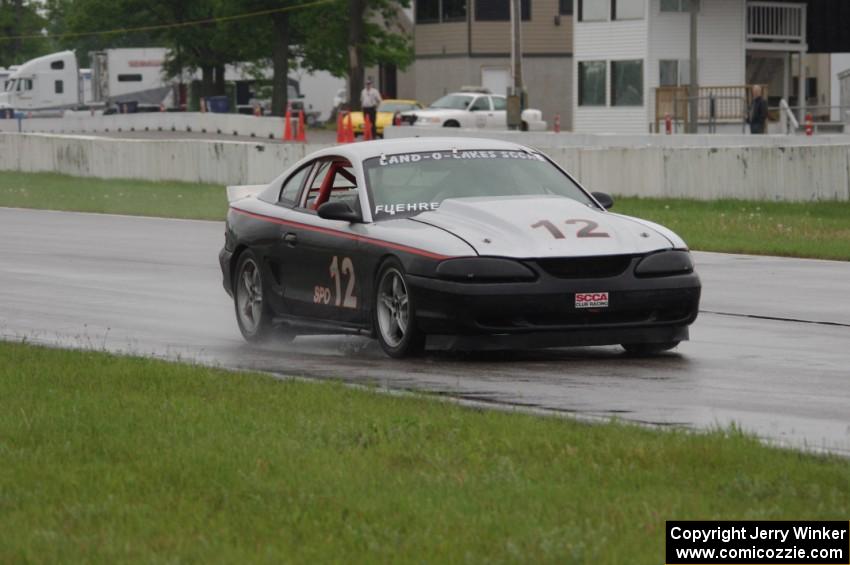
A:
748 85 768 134
360 78 382 139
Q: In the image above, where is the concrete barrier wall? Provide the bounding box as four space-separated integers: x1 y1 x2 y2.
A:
2 132 849 201
0 112 291 141
0 133 326 185
385 125 850 148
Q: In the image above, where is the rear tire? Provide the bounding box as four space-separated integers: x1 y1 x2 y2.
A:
443 120 460 128
621 341 680 356
373 259 425 358
234 250 275 342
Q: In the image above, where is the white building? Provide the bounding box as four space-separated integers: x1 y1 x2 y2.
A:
573 0 808 133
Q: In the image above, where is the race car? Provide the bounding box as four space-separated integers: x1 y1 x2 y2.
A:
348 99 423 136
401 89 547 131
220 137 700 358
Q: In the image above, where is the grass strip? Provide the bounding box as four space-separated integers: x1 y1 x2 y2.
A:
1 171 848 260
0 171 226 220
1 342 848 563
614 197 850 261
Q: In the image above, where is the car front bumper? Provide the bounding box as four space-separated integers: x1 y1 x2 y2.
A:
406 269 700 346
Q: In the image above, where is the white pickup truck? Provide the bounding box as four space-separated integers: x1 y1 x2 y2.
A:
401 89 546 131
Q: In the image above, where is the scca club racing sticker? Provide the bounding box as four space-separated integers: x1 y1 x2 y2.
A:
377 149 546 167
575 292 609 308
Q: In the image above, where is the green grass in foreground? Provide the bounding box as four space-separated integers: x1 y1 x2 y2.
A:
1 343 848 563
0 171 226 220
1 171 848 260
615 197 850 260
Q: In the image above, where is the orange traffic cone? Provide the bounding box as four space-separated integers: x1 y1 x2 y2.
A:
345 112 354 143
283 108 293 141
336 112 345 143
296 110 306 142
363 113 373 141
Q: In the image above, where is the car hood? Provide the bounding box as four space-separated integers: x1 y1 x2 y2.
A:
411 196 674 258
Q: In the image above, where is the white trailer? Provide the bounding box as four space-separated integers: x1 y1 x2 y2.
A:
90 48 171 105
0 48 173 112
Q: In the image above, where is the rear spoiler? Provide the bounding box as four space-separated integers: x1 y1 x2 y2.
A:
226 184 267 204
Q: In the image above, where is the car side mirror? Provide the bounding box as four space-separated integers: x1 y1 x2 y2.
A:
317 201 361 223
592 192 614 210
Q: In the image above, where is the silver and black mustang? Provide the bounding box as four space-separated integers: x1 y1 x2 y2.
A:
220 137 700 358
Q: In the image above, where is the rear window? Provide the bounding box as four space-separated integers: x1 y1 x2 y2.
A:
364 150 593 221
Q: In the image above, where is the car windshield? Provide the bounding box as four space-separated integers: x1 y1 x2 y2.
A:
429 94 473 110
364 150 595 220
378 102 417 113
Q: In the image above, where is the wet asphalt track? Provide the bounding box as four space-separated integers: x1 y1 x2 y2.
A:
1 208 849 454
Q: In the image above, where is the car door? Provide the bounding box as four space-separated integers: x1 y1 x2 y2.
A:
488 95 508 129
261 161 314 316
281 157 365 326
468 95 491 128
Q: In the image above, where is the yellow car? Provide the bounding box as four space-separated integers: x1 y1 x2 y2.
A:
349 99 423 136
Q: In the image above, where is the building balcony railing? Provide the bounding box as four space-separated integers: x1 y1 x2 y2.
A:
747 1 806 46
655 85 768 131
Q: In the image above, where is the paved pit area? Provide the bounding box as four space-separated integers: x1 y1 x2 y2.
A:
1 207 848 454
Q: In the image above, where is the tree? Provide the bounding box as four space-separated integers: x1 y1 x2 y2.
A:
295 0 413 110
0 0 49 68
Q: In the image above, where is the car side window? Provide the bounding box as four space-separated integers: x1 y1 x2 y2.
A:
278 165 311 206
469 96 491 112
301 161 332 209
492 96 507 111
298 159 357 211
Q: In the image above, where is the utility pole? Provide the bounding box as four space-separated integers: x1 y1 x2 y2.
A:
511 0 523 94
688 0 699 133
509 0 525 129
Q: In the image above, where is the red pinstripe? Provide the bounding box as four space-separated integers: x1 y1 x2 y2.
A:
230 207 451 260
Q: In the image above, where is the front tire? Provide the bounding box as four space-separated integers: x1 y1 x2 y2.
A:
621 341 680 356
234 250 275 342
373 259 425 358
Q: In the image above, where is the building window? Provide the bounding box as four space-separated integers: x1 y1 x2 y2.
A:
117 74 143 82
417 0 467 23
50 60 64 70
579 0 608 21
475 0 530 21
442 0 466 21
611 60 643 106
613 0 644 20
659 59 689 86
559 0 573 15
660 0 697 12
55 80 63 94
578 61 606 106
416 0 440 23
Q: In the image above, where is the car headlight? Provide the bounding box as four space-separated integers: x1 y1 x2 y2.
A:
634 250 694 277
436 258 537 282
